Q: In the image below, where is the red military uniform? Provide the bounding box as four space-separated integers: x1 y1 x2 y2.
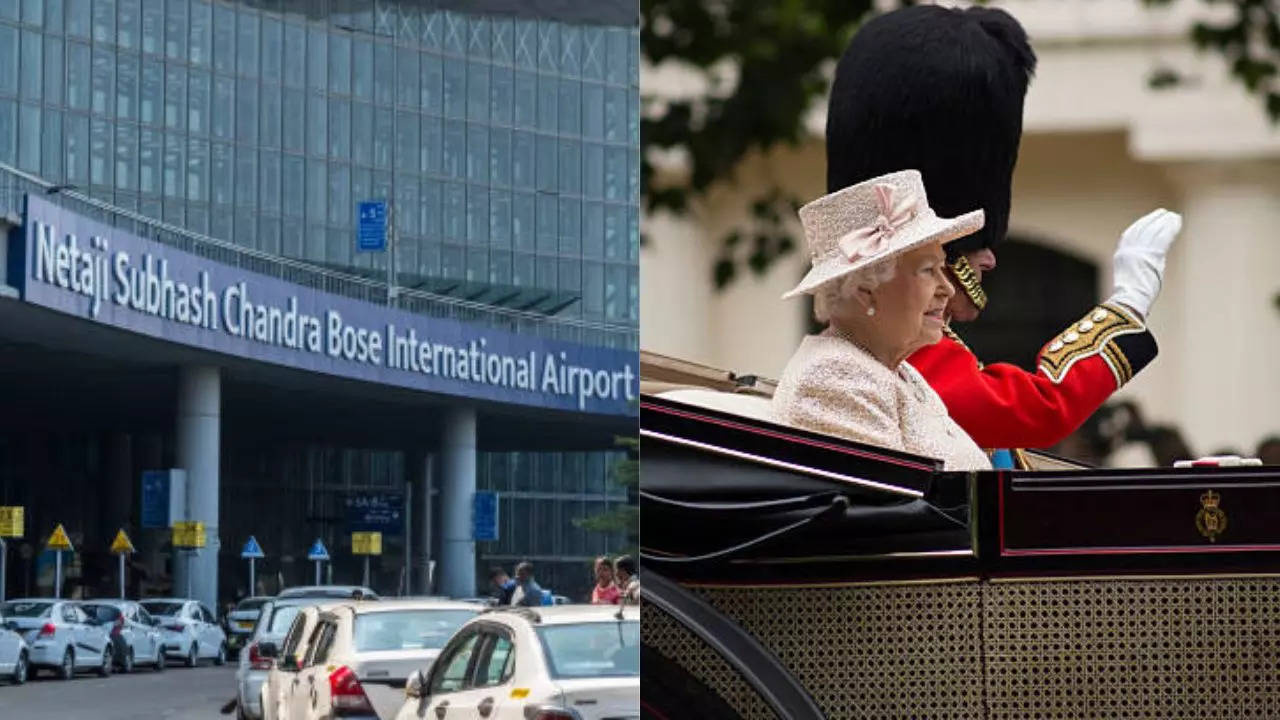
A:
908 302 1158 449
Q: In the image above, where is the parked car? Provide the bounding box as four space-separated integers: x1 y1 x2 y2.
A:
0 609 30 684
225 596 271 656
276 585 380 601
274 599 480 719
139 598 228 667
0 598 114 680
396 605 640 720
79 600 166 673
236 599 322 720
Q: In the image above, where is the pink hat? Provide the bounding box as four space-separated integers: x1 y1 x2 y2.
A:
782 170 985 299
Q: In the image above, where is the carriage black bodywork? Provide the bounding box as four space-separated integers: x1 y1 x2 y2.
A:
639 392 1280 719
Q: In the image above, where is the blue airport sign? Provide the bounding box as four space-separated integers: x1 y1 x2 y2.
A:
357 200 387 252
140 471 170 529
344 493 403 536
16 194 637 417
473 491 499 542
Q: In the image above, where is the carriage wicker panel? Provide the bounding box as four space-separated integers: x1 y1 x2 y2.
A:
641 603 780 720
695 581 987 719
984 577 1280 719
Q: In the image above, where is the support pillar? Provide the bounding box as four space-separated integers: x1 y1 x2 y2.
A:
438 408 475 599
1164 162 1280 453
174 366 221 610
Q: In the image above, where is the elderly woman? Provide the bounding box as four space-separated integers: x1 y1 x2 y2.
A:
772 169 991 470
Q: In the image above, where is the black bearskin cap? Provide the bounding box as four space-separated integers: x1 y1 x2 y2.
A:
826 5 1036 258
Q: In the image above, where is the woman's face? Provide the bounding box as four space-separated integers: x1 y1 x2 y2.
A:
869 242 955 359
596 563 613 584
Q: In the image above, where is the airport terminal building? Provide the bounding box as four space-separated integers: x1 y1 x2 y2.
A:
0 0 639 609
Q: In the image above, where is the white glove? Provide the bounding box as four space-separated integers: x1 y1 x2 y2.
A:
1106 208 1182 319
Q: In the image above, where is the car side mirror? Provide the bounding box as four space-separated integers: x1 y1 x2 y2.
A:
258 642 278 658
404 669 427 699
282 654 300 671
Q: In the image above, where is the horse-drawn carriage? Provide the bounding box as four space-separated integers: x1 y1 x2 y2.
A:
639 352 1280 719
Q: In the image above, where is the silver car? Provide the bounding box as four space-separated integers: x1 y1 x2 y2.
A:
225 596 271 657
235 599 314 720
276 585 380 600
79 600 167 673
139 598 228 667
0 612 31 684
0 598 113 679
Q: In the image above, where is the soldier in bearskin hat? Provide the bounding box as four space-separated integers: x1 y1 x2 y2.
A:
825 4 1181 461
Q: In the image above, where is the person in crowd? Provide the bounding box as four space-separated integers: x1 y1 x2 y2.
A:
509 561 544 607
489 566 516 606
772 170 991 471
614 555 640 605
591 556 621 605
825 5 1180 466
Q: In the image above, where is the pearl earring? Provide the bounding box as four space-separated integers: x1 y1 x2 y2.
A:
866 306 876 317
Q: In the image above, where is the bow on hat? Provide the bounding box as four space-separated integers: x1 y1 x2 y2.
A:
837 184 918 262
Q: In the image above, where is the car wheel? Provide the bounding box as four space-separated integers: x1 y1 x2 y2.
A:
120 646 134 674
154 646 166 671
185 643 198 668
97 648 113 677
213 642 227 666
59 648 74 680
11 652 27 685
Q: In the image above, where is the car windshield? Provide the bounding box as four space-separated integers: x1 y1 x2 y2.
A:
536 621 640 679
353 609 477 652
80 604 122 624
235 598 269 612
267 605 302 634
0 601 52 618
140 601 186 617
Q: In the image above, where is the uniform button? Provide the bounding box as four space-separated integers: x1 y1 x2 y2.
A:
1049 340 1064 352
1064 331 1080 343
1078 320 1094 332
1092 309 1108 322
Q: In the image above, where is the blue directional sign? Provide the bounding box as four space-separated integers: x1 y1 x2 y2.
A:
344 493 404 536
306 539 330 562
473 491 499 542
241 536 265 559
140 471 170 529
357 200 387 251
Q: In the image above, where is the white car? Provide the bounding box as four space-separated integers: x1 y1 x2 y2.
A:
277 599 480 719
139 598 228 667
256 602 341 720
0 612 31 684
396 605 640 720
0 598 114 679
237 599 320 720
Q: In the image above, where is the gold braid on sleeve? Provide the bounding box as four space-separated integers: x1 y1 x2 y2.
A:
949 256 988 310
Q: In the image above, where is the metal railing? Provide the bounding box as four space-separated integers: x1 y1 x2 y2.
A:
0 163 638 350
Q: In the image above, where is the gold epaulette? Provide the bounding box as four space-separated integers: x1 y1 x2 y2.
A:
1037 303 1146 386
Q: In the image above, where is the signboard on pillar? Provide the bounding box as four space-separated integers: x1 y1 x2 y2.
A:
473 492 499 542
172 521 206 548
140 470 188 529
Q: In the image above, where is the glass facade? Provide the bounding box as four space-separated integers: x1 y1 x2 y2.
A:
0 0 638 600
